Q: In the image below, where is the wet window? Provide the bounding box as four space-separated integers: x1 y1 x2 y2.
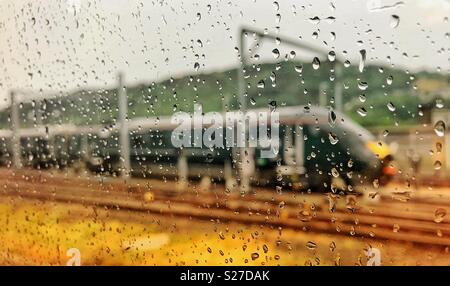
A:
0 0 448 267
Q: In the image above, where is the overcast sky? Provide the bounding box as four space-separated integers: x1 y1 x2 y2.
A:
0 0 448 107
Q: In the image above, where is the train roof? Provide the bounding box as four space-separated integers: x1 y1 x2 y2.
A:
0 105 374 141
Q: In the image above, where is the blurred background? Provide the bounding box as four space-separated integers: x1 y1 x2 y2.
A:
0 0 448 266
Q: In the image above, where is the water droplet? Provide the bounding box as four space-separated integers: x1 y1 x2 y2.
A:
434 208 447 223
359 49 366 73
434 160 442 170
436 142 443 153
329 241 336 252
294 65 303 73
309 16 320 25
251 252 259 260
386 75 393 85
329 2 336 11
329 133 339 145
390 15 400 28
331 168 339 177
312 57 321 70
273 1 279 12
348 159 354 168
373 179 380 189
306 241 317 250
357 107 367 117
194 62 200 71
359 94 366 103
387 102 396 112
436 99 444 109
269 100 277 111
393 224 400 233
257 80 265 89
328 51 336 62
330 32 336 41
328 110 337 126
289 50 296 59
272 48 280 59
434 120 446 137
358 81 368 91
325 16 336 24
275 13 281 24
270 72 276 85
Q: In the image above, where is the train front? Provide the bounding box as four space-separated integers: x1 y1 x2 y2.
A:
340 118 397 187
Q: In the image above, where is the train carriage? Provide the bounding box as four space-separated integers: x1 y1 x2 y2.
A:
0 105 395 191
81 105 395 191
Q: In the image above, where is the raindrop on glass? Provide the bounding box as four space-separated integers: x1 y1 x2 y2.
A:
272 48 280 59
434 120 446 137
359 49 366 73
358 81 368 91
387 102 396 112
434 208 447 223
357 107 368 117
386 75 393 85
328 51 336 62
329 133 339 145
390 15 400 28
312 57 321 70
328 110 337 126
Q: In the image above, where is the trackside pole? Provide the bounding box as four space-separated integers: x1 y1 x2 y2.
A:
118 73 131 179
295 125 304 171
319 82 328 107
177 150 188 190
224 159 235 191
334 64 343 112
10 91 22 169
237 30 252 193
80 133 89 163
240 147 254 194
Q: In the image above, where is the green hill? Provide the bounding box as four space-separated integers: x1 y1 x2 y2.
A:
1 60 448 130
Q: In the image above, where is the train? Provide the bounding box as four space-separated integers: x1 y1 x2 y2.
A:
0 105 396 192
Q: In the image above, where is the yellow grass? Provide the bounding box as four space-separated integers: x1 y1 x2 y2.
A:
0 200 305 265
0 198 449 266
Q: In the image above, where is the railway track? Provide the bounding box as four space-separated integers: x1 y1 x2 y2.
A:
1 168 450 247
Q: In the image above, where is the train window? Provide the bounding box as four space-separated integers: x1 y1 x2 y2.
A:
131 134 145 148
0 0 447 270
